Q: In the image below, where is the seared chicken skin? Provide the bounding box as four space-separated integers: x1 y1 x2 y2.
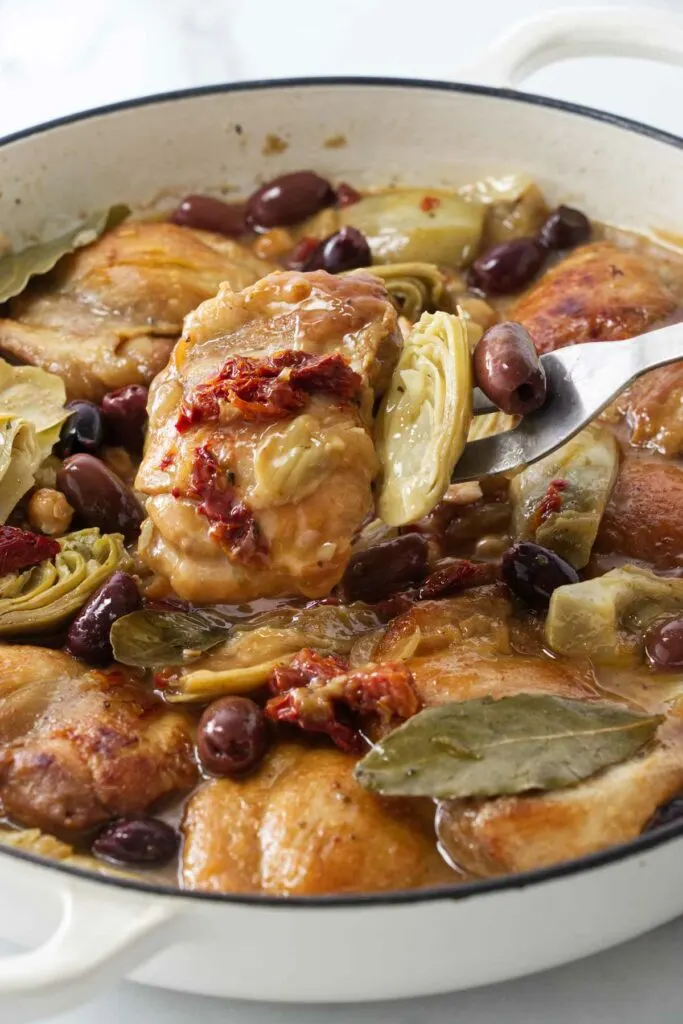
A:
136 270 401 603
511 241 683 453
182 743 453 895
0 646 196 832
0 222 271 401
511 242 678 353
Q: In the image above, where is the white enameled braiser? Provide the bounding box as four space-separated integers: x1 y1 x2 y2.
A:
2 7 683 1021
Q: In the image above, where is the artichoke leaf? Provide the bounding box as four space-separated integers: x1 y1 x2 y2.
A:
0 205 130 305
347 262 448 320
375 310 473 526
0 528 130 635
0 418 42 523
0 359 68 458
111 606 239 668
467 410 518 442
339 190 484 267
354 693 662 799
511 423 619 568
162 602 383 702
459 174 549 248
546 565 683 662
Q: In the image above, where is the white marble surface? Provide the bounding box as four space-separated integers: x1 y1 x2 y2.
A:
2 0 683 1020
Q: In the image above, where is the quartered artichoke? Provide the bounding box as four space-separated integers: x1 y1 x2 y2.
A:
338 189 485 266
0 359 67 522
162 603 382 702
546 565 683 662
511 423 619 569
467 410 518 442
0 528 130 635
375 310 473 526
458 173 549 248
347 262 449 321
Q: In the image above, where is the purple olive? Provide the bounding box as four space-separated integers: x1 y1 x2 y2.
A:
169 194 246 235
197 696 268 776
66 570 142 665
539 205 591 251
246 171 335 229
341 533 428 603
55 401 104 458
473 321 547 415
502 541 579 609
470 238 546 295
644 617 683 671
317 227 371 274
92 816 178 866
101 385 149 453
57 454 144 542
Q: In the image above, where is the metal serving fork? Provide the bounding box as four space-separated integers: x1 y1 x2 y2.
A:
452 321 683 483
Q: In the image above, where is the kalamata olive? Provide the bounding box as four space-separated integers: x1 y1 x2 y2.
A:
169 194 246 236
469 238 546 295
473 321 547 415
644 616 683 670
92 816 178 866
57 454 144 542
341 533 429 603
197 696 268 777
539 205 591 250
101 384 149 453
55 401 103 458
646 797 683 831
501 541 579 609
246 170 335 229
66 570 142 665
318 227 371 274
284 236 324 271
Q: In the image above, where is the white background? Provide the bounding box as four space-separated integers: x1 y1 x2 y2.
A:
2 0 683 1020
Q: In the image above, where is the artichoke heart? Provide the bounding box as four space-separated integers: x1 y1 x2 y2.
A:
375 310 473 526
467 410 518 442
348 263 448 321
0 359 68 522
0 528 130 635
250 409 378 510
546 565 683 662
511 423 619 569
339 190 484 267
164 603 382 702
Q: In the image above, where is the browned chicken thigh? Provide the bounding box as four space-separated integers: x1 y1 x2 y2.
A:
0 221 271 401
136 269 401 603
0 645 196 832
182 744 453 895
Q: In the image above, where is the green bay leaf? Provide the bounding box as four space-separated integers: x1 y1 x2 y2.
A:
354 694 662 799
0 205 130 305
110 607 235 668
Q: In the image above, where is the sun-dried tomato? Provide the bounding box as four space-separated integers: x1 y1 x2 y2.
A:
0 525 60 576
283 236 322 270
176 349 362 432
270 648 349 693
265 656 419 753
183 443 265 563
533 478 569 528
335 182 362 208
420 195 441 213
418 558 500 600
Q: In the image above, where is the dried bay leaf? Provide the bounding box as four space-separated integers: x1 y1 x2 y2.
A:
0 204 130 304
354 694 662 799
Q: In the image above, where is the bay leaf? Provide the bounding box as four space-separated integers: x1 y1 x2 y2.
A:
354 694 662 799
0 204 130 304
110 607 235 667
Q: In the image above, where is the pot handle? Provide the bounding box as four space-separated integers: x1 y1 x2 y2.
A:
0 881 178 1023
459 6 683 88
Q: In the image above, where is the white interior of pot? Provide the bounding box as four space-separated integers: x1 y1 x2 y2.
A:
0 82 680 246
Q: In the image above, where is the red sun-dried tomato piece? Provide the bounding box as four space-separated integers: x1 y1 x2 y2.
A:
532 478 569 528
420 195 441 213
418 559 500 601
335 182 362 208
265 658 419 752
0 525 60 576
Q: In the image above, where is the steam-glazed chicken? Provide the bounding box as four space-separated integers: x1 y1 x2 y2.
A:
0 222 270 401
0 645 195 832
3 169 683 898
136 270 401 603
